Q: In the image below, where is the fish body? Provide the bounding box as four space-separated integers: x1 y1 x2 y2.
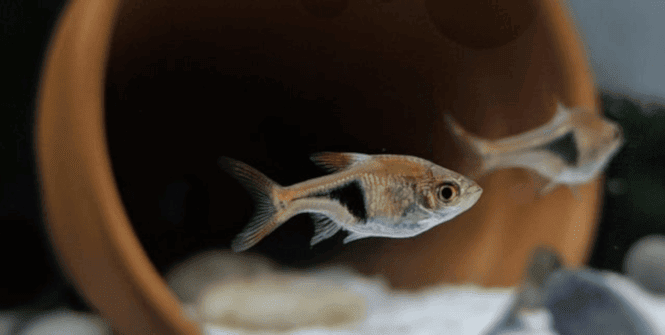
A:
445 103 624 195
219 152 483 252
486 246 659 335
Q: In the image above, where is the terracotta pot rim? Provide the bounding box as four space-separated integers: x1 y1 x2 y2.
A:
36 0 199 333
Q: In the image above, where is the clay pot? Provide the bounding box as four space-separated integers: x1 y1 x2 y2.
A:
36 0 599 333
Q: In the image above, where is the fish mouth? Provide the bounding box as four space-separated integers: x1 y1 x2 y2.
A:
466 184 483 204
468 184 483 196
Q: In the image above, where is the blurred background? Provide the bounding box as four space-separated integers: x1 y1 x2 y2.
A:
1 0 665 332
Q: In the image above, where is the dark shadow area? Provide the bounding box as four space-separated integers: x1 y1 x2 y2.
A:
0 0 89 313
104 60 372 272
588 94 665 272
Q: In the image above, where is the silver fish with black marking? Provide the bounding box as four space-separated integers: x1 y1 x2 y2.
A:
445 103 624 195
488 246 659 335
219 152 483 252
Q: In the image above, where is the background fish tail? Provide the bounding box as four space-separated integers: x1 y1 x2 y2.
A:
218 157 283 252
444 114 491 179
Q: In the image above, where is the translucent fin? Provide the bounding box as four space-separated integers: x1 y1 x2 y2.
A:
554 102 575 120
310 213 342 246
539 181 560 197
218 157 282 252
343 232 370 244
310 152 370 173
569 185 582 201
526 170 548 194
443 113 489 178
559 101 595 117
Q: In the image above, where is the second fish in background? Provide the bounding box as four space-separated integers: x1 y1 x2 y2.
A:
445 103 624 196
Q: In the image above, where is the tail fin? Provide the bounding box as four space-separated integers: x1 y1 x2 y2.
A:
218 157 282 252
443 113 490 179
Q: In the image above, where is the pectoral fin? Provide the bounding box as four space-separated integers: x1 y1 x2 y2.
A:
343 232 371 244
310 213 342 246
310 152 370 173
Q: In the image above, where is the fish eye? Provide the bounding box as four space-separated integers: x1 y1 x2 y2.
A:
438 182 459 202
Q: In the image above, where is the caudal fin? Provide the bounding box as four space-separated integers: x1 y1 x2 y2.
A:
218 157 282 252
443 113 490 178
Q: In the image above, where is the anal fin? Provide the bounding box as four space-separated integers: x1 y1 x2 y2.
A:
568 185 582 201
343 232 371 244
310 213 342 246
524 170 560 198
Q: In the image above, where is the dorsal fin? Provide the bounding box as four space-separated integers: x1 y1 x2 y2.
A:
309 152 370 173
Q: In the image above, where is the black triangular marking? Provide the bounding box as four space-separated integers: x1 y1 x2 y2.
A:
540 132 578 165
312 180 367 222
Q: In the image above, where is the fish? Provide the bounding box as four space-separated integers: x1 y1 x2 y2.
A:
218 152 483 252
486 246 659 335
502 246 564 329
444 102 624 195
